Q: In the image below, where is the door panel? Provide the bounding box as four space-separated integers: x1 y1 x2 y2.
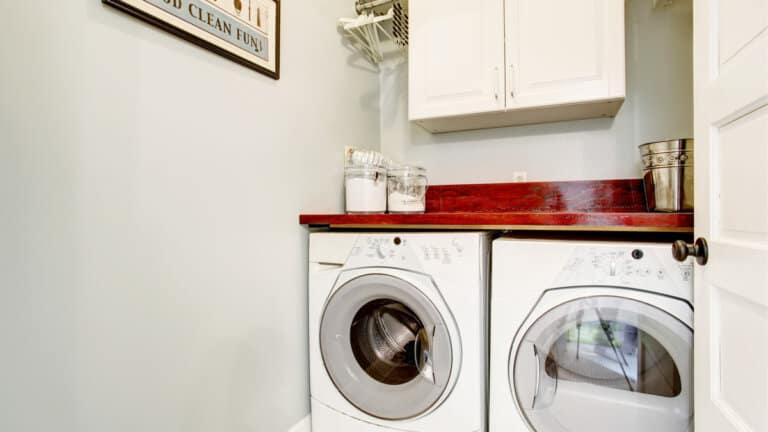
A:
718 0 768 64
319 274 454 420
516 1 601 83
409 0 505 119
694 0 768 431
511 295 693 432
712 287 768 431
717 107 768 242
505 0 625 108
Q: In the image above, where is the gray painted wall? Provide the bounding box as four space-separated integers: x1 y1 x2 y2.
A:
0 1 379 431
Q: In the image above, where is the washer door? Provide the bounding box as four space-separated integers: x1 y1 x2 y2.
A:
320 273 454 420
511 293 693 432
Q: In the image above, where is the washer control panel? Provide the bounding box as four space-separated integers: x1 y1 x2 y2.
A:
346 235 473 269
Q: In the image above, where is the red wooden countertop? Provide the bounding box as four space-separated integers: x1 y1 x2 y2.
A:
299 179 694 233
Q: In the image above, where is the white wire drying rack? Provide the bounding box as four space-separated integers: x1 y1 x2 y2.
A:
339 0 408 66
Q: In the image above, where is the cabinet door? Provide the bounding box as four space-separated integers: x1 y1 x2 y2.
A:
505 0 625 109
409 0 506 120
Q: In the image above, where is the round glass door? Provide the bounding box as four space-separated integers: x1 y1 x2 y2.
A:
511 295 693 432
321 274 454 420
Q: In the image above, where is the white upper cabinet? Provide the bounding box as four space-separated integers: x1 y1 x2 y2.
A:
408 0 506 121
505 0 625 109
409 0 626 133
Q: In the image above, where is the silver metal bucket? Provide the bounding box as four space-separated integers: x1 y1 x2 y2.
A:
640 139 694 212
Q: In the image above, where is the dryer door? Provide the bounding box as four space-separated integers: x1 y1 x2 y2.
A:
320 273 455 420
511 292 693 432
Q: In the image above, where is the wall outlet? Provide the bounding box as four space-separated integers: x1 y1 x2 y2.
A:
512 171 528 182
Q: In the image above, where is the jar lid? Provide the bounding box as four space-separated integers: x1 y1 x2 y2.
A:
345 164 387 175
388 165 426 177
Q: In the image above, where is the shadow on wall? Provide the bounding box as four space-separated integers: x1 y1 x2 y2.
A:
337 24 399 116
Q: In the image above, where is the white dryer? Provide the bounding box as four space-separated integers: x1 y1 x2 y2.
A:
490 238 694 432
309 232 490 432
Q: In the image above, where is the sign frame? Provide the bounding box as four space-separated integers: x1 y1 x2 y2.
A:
104 0 281 79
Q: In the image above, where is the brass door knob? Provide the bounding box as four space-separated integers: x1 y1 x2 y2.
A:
672 238 709 266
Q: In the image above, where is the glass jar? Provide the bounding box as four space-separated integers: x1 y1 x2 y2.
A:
387 166 428 213
345 165 387 214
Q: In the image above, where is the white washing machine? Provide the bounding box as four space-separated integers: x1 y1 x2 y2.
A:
309 232 490 432
490 238 694 432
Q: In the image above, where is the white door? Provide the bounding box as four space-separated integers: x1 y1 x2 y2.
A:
408 0 506 120
504 0 625 109
693 0 768 431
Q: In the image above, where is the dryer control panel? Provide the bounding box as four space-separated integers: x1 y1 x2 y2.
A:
555 246 694 299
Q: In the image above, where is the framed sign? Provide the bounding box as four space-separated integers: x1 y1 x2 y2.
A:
104 0 280 79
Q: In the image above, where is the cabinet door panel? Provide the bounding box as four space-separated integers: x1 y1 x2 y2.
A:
409 0 506 120
506 0 625 109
